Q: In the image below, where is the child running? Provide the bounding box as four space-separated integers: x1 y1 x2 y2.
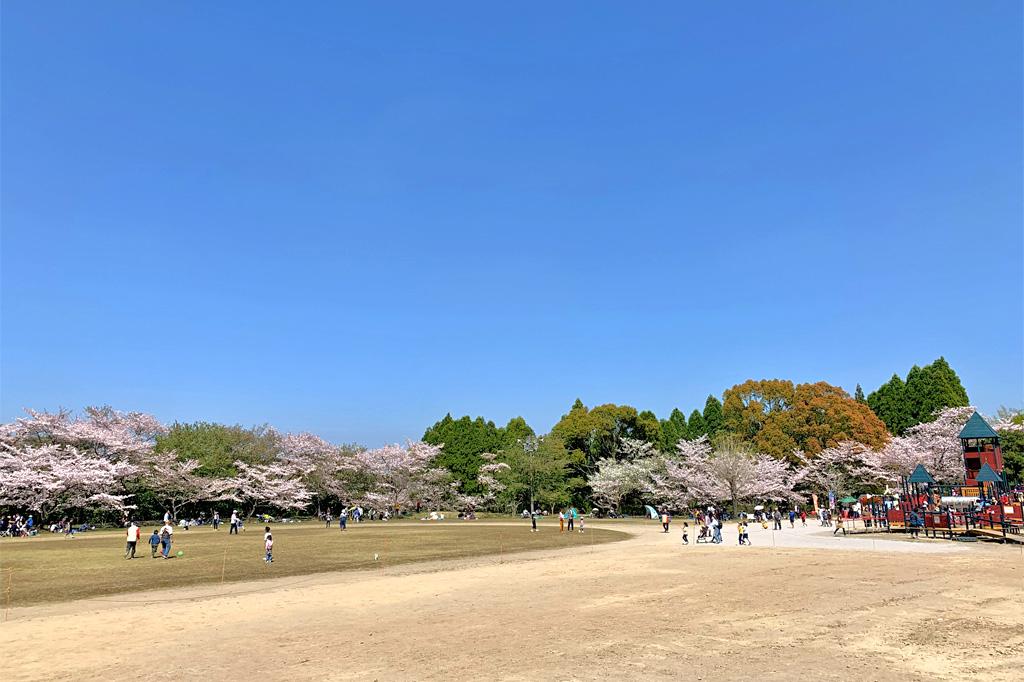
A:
264 526 274 563
681 522 689 545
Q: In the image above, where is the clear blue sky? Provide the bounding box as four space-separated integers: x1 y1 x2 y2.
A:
2 2 1022 446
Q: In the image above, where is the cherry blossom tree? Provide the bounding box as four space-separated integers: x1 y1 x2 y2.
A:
798 441 884 498
988 407 1024 432
868 406 974 484
277 432 359 512
8 406 166 464
145 451 235 520
231 460 312 517
617 437 658 461
653 436 805 515
351 441 445 512
588 457 656 513
0 442 136 517
472 453 509 510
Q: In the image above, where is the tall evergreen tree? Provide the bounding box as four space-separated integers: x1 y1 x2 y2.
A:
854 384 866 403
660 408 688 451
867 357 969 435
422 414 504 494
903 365 926 425
687 409 707 439
916 357 970 421
702 395 724 437
867 374 910 435
500 416 536 449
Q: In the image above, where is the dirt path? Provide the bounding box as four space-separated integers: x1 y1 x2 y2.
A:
2 521 1022 681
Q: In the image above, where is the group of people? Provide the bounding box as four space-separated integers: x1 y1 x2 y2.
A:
121 518 176 559
320 506 393 529
322 507 354 530
0 513 35 537
118 509 264 562
1 514 95 537
557 507 582 533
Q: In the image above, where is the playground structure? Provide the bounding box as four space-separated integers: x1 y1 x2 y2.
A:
878 412 1024 543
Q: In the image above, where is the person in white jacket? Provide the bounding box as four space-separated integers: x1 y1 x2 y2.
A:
125 521 140 559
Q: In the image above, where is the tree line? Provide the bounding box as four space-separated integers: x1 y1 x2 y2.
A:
2 357 1019 521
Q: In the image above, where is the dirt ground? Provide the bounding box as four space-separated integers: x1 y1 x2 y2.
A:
2 520 1022 681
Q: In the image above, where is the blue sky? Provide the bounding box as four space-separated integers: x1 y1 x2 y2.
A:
2 2 1022 445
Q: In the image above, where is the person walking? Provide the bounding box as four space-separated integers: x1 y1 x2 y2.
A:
681 522 689 545
324 511 332 529
661 511 671 533
230 510 239 535
339 508 348 531
148 529 161 558
799 510 807 527
159 520 174 558
567 507 575 532
711 516 723 544
530 510 538 533
788 510 796 528
212 511 221 531
264 526 274 564
559 510 565 533
125 520 140 559
772 510 782 531
908 511 922 539
833 514 846 536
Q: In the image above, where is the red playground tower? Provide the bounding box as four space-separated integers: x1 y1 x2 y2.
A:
959 411 1003 487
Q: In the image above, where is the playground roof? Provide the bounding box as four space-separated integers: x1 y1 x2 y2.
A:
907 464 936 484
958 411 999 439
975 463 1002 483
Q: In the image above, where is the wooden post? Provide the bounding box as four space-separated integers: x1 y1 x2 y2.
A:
3 568 12 623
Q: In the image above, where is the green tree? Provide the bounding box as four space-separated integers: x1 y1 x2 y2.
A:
702 395 724 437
686 409 706 439
867 374 910 435
636 410 662 446
154 422 278 478
494 435 575 513
869 358 970 434
500 416 535 449
422 414 504 495
907 357 970 424
660 408 688 451
854 384 866 403
1000 430 1024 486
550 400 659 464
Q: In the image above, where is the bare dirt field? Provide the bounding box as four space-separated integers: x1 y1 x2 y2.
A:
2 520 1022 681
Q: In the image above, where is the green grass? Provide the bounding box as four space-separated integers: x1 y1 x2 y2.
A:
0 519 626 608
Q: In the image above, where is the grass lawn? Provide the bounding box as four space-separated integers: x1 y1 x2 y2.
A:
0 519 626 608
